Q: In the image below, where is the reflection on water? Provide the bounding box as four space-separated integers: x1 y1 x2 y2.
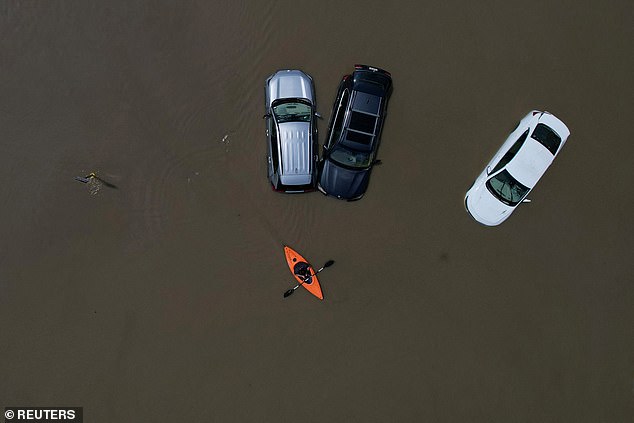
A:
88 177 101 195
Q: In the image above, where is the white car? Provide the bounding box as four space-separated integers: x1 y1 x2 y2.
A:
465 111 570 226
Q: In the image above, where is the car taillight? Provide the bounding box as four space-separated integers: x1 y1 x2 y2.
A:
356 65 379 72
355 64 390 76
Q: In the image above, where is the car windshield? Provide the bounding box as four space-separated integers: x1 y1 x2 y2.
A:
329 145 371 168
486 169 530 206
273 100 311 123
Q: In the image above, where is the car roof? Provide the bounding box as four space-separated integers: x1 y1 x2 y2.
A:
278 121 313 185
341 90 382 151
505 113 570 187
352 91 382 114
506 138 555 188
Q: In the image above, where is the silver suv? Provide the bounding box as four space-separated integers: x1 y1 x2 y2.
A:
264 70 319 193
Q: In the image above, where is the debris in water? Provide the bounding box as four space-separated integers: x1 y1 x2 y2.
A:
220 134 231 152
75 172 96 183
188 171 200 184
88 177 101 195
74 172 117 194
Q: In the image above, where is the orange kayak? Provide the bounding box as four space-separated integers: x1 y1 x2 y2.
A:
284 246 323 300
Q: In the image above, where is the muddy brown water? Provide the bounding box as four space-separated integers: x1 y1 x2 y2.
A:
1 1 633 421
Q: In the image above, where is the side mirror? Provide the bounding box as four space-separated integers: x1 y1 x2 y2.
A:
315 112 323 119
262 113 271 119
522 198 531 203
373 159 382 166
486 166 492 175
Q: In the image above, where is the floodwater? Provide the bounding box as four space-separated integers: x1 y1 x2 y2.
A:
1 1 632 421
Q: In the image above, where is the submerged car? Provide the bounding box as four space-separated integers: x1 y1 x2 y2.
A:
318 65 392 200
465 110 571 226
264 69 319 193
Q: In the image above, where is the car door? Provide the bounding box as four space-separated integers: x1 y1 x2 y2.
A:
266 115 279 184
487 129 530 176
325 88 350 151
482 129 533 206
311 111 319 178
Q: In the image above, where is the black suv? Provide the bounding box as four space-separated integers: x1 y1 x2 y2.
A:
318 65 392 200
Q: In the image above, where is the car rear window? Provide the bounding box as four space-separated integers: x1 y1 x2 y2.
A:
355 80 386 97
531 124 561 155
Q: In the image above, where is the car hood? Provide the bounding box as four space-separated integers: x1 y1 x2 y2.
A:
267 70 314 105
465 183 515 226
319 159 370 200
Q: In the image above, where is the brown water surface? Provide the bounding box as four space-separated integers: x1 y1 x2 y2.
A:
1 1 633 421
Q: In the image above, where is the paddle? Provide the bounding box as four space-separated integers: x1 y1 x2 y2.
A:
283 260 334 298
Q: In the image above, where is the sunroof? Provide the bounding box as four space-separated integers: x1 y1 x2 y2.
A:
349 111 377 135
346 130 373 145
352 92 381 115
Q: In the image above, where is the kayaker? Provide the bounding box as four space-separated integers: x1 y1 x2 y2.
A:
294 262 313 284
